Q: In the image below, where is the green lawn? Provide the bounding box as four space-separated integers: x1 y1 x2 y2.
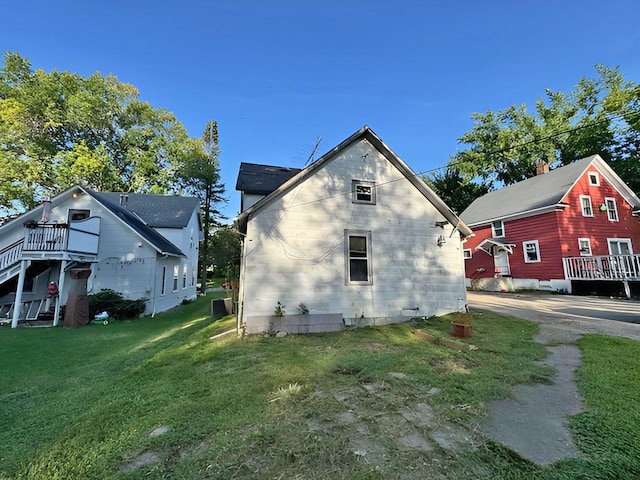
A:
1 295 639 479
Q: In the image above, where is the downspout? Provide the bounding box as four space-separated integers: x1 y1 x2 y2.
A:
236 237 247 335
10 260 28 328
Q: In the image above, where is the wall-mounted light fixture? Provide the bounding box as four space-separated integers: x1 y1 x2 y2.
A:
437 234 447 247
599 204 607 211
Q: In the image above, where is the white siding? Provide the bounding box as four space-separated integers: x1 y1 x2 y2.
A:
241 139 467 333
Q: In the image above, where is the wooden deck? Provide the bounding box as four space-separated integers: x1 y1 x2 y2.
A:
563 254 640 281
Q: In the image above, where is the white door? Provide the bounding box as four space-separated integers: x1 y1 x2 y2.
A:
493 249 511 276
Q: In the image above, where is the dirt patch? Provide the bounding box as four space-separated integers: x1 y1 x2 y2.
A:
119 451 161 473
311 372 478 471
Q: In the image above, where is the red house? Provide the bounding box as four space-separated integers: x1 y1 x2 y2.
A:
460 155 640 298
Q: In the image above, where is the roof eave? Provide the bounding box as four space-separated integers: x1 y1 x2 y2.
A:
464 203 568 229
236 126 472 238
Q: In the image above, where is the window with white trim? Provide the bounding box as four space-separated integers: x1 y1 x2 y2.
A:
173 265 179 292
608 238 632 255
161 266 167 295
492 220 505 238
588 172 599 186
463 249 472 259
345 230 372 284
523 240 541 263
352 180 376 204
182 264 188 289
605 197 619 222
578 238 592 256
580 195 593 217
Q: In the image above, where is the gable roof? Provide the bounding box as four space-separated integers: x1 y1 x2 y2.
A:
460 154 640 227
82 189 189 257
236 163 302 195
0 186 198 257
89 192 200 228
235 126 472 237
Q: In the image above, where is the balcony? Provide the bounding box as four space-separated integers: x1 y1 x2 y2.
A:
21 217 100 262
563 254 640 281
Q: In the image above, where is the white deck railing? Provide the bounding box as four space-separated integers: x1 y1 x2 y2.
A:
563 254 640 281
0 240 24 271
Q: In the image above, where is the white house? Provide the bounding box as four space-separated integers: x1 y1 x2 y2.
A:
0 186 202 327
234 126 473 334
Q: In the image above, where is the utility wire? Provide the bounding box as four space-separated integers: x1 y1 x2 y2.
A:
243 110 640 217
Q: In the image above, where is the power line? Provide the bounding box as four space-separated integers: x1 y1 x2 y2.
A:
242 110 640 216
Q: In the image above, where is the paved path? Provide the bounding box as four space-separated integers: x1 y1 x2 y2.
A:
468 291 640 465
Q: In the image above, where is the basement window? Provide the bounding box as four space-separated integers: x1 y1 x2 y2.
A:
352 180 376 204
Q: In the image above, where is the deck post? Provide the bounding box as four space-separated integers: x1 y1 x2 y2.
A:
10 260 28 328
623 279 631 299
53 260 67 327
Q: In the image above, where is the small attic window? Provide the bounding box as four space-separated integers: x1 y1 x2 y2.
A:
588 172 599 186
352 180 376 204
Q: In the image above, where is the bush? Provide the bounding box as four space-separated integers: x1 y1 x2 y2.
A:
88 289 147 320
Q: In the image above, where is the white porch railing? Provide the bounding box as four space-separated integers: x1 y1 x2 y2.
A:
23 224 69 252
0 239 24 271
563 254 640 281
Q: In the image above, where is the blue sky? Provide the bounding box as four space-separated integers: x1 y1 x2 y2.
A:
2 1 639 220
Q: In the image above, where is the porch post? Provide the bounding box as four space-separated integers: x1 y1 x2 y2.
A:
53 260 67 327
10 260 28 328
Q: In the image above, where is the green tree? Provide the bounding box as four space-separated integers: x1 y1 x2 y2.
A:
451 65 639 194
176 120 226 293
424 167 491 214
0 51 192 212
209 226 242 277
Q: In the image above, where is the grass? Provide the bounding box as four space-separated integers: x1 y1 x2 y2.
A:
0 297 638 479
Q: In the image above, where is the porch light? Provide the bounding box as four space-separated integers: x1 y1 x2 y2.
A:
600 204 607 211
437 235 447 247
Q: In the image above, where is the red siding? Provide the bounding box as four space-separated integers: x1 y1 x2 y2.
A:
464 212 563 280
559 167 640 256
464 164 640 282
464 225 496 279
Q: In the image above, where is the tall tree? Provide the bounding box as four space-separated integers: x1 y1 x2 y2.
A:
0 51 192 213
424 167 491 214
451 65 640 194
209 226 241 277
177 120 226 293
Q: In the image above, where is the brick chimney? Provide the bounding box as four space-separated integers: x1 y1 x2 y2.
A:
536 160 550 175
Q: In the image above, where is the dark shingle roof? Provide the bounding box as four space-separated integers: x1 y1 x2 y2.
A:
91 192 200 228
235 163 302 195
460 156 596 226
85 190 189 257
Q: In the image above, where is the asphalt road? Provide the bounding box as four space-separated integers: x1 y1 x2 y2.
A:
471 290 640 465
467 291 640 341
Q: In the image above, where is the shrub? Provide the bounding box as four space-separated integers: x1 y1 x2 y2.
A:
88 289 147 320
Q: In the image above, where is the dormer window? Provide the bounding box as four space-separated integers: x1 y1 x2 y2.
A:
588 172 599 186
352 180 376 204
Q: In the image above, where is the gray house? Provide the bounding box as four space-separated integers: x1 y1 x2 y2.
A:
0 186 202 327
